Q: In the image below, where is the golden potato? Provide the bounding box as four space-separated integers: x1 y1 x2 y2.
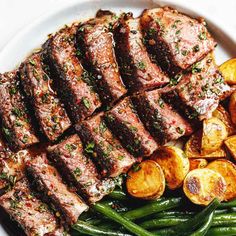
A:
151 146 189 190
201 117 228 155
185 131 226 159
219 58 236 85
224 135 236 161
183 168 226 205
212 105 235 135
229 91 236 125
126 160 165 200
207 159 236 201
189 159 208 171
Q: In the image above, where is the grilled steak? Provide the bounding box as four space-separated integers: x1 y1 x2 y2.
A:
140 7 216 75
20 52 71 141
77 10 127 104
43 24 101 123
104 97 158 157
0 71 39 150
75 113 135 177
26 154 88 226
132 90 193 144
47 134 115 203
114 14 169 91
0 178 63 236
162 53 232 120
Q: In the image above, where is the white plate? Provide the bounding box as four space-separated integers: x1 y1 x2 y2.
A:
0 0 235 235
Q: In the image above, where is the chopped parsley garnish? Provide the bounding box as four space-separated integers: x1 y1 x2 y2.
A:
132 163 141 172
193 45 200 52
29 59 36 66
73 167 82 177
99 121 107 133
136 61 146 70
158 98 165 108
117 155 125 160
41 93 49 103
191 62 202 74
175 29 181 35
22 135 28 144
169 74 182 86
82 97 91 109
12 108 24 117
198 31 207 40
176 127 184 134
65 143 77 152
9 87 17 95
85 142 95 154
181 50 189 56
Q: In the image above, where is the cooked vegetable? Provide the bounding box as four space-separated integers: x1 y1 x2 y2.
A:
151 146 189 189
229 91 236 125
224 135 236 161
206 227 236 236
219 199 236 208
219 58 236 85
185 131 226 159
183 168 226 205
201 117 228 155
207 159 236 201
126 160 165 199
212 213 236 226
108 189 129 201
212 105 235 135
189 159 208 171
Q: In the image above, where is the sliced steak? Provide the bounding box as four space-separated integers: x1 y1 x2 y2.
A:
77 10 127 104
43 24 101 123
140 7 216 75
20 52 71 141
162 54 232 120
26 154 88 226
75 113 135 177
0 71 39 150
0 178 63 236
104 97 158 157
114 14 169 91
47 134 115 203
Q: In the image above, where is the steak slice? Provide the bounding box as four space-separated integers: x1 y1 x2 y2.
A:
0 71 39 150
47 134 115 203
20 52 71 141
43 24 101 123
140 7 216 75
75 113 135 177
104 97 158 157
162 53 232 120
114 14 169 91
77 10 127 104
132 90 193 145
26 154 88 226
0 178 63 236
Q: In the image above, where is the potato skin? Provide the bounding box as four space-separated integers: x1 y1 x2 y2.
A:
224 135 236 161
126 160 165 200
229 91 236 125
219 58 236 85
151 146 189 190
189 159 208 171
183 168 226 206
207 159 236 201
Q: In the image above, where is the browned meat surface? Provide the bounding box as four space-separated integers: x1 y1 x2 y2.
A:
26 154 88 226
132 90 193 144
20 52 71 141
78 10 127 104
114 14 169 91
76 113 135 177
104 97 158 157
162 54 232 120
47 134 115 203
141 7 216 75
0 178 63 236
0 71 39 150
43 24 101 123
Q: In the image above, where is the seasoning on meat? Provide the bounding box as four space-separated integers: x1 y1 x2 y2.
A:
20 52 71 141
114 14 169 91
0 71 39 150
47 134 115 203
77 10 127 104
104 97 158 157
43 24 101 123
75 113 135 177
132 90 193 144
140 7 216 75
26 154 88 226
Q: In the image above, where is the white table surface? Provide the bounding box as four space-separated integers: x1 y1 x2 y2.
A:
0 0 235 53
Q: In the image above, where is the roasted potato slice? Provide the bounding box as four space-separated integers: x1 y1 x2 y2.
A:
224 135 236 161
151 146 189 190
219 58 236 85
189 159 208 171
185 131 227 159
126 160 165 200
212 105 235 135
207 159 236 201
229 91 236 125
201 117 228 155
183 168 226 206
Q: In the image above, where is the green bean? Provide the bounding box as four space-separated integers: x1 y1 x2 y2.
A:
92 203 156 236
205 227 236 236
153 210 195 218
219 199 236 208
213 213 236 226
108 189 129 201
